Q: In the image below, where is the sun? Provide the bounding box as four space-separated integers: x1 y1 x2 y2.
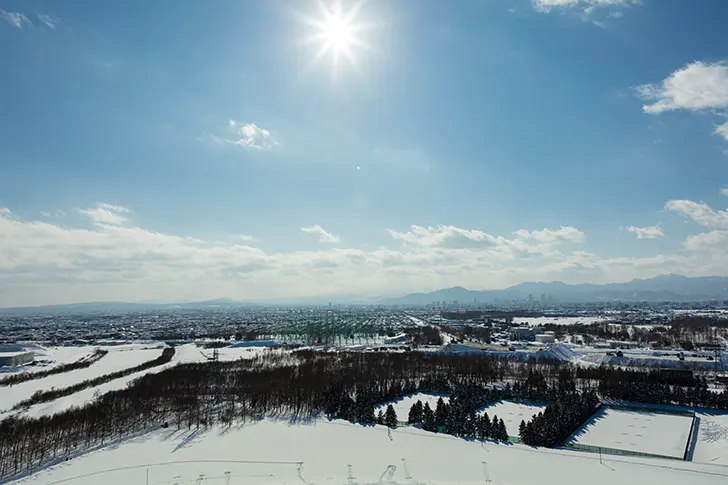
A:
320 10 355 55
300 0 373 75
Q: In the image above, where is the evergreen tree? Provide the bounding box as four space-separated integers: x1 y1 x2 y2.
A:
490 414 499 439
435 398 448 428
423 402 436 432
481 412 492 439
385 404 398 428
498 418 508 441
376 410 385 425
359 401 375 424
408 400 423 424
518 419 526 439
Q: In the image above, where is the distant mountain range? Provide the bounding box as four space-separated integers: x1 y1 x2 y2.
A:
377 274 728 305
1 275 727 315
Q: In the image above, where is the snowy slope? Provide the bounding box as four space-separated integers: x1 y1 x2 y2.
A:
8 419 727 485
0 345 163 413
0 346 95 376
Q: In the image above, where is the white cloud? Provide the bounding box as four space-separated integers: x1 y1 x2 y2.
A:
0 208 11 216
239 234 255 242
3 203 728 307
721 186 728 197
532 0 638 13
626 225 665 239
229 121 278 150
388 225 584 261
78 203 131 226
35 12 56 29
684 230 728 252
1 10 32 28
388 225 501 248
665 199 728 229
637 62 728 114
716 121 728 141
301 225 341 244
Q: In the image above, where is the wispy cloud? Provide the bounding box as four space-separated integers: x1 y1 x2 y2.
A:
665 199 728 229
0 208 11 216
716 121 728 142
35 12 57 30
721 186 728 197
1 10 32 28
626 225 665 239
78 203 130 226
239 234 255 242
301 225 340 244
532 0 639 19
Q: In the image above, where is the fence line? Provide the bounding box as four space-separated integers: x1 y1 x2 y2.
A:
563 443 684 462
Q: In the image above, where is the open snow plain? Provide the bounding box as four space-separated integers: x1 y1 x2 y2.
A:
7 418 728 485
694 412 728 465
569 407 693 459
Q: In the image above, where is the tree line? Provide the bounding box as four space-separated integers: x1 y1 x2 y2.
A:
0 349 107 387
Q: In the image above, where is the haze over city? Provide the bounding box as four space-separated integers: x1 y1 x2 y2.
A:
2 0 728 307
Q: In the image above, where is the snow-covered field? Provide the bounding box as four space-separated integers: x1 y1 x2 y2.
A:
693 412 728 465
375 392 449 421
569 408 693 459
513 316 611 327
7 418 727 485
477 401 546 437
0 344 164 413
0 346 96 376
5 345 289 419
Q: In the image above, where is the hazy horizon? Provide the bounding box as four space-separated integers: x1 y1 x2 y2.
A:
2 0 728 307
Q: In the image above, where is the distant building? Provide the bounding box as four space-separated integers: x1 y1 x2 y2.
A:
0 351 34 367
511 327 536 341
535 333 556 344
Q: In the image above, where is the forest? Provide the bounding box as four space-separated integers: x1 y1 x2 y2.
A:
1 348 727 480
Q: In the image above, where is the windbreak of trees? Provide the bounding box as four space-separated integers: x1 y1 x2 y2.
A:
0 349 108 387
12 347 175 410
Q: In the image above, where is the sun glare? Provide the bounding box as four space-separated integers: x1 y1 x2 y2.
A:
321 11 354 53
300 0 373 76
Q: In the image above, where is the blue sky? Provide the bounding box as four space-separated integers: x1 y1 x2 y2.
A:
1 0 728 306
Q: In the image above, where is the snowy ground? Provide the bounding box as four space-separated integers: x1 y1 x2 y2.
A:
477 401 546 437
569 408 693 459
5 345 288 419
0 345 165 414
513 316 611 327
7 418 728 485
0 346 101 376
693 412 728 465
375 393 449 421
